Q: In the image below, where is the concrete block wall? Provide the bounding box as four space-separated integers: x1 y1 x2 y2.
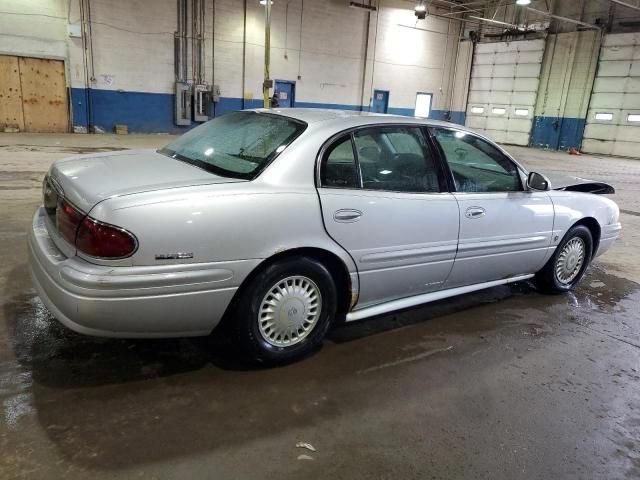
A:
67 0 183 132
22 0 465 133
362 0 462 120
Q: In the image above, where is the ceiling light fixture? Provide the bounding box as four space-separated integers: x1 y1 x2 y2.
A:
516 0 531 5
415 1 427 19
259 0 273 5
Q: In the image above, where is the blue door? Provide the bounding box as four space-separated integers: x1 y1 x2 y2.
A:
274 80 295 108
372 90 389 113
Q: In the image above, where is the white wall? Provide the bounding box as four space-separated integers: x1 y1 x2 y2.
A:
211 0 462 111
0 0 68 61
57 0 464 112
363 0 462 113
242 0 371 107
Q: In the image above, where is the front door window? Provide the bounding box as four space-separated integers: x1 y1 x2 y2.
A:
431 128 522 193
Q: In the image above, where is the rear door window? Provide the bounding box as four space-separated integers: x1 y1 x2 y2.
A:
353 127 441 193
320 136 360 189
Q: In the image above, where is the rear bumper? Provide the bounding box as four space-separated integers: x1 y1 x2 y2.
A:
28 207 259 338
595 222 621 258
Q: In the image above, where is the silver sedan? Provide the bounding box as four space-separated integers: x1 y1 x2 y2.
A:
28 109 621 363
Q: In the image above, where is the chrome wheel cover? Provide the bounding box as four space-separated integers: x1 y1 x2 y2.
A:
555 237 586 285
258 276 322 347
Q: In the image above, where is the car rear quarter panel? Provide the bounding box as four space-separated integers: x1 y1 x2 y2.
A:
87 182 358 290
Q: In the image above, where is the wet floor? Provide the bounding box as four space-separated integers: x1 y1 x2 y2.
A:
1 134 639 479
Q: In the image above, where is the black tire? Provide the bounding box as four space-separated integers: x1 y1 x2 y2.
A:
534 224 593 294
232 256 337 364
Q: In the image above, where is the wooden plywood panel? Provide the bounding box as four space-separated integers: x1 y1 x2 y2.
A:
0 55 25 131
19 57 69 133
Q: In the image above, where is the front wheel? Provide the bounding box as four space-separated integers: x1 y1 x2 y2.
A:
232 256 337 364
534 224 593 294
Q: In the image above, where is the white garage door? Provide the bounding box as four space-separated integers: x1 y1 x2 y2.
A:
465 39 545 146
583 33 640 158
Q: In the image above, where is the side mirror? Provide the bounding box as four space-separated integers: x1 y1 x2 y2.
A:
527 172 551 191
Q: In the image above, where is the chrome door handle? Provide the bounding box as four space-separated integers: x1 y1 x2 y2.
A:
465 206 486 219
334 209 363 222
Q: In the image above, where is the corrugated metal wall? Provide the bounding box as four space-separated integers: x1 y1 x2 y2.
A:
583 33 640 158
465 39 545 146
530 31 601 151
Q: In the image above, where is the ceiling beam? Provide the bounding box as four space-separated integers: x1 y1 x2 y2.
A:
608 0 640 12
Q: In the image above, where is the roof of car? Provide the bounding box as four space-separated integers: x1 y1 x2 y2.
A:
249 107 470 131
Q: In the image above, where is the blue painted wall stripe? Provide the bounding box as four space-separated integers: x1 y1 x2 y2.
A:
70 88 466 133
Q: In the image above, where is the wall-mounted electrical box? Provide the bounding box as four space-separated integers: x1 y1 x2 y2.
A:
175 82 192 126
193 84 210 122
67 23 82 38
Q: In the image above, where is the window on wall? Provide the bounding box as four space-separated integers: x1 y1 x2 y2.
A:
414 93 432 118
628 114 640 123
595 112 613 121
492 107 506 115
471 106 484 114
515 109 529 116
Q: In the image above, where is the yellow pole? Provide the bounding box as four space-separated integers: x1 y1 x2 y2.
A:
263 1 271 108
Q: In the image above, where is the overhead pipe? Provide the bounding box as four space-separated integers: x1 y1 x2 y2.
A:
199 0 205 84
262 0 272 109
525 7 601 29
360 1 372 111
183 0 188 82
468 15 524 30
191 0 197 83
608 0 640 12
242 0 247 109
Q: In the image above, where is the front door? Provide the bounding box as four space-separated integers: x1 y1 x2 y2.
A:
317 125 459 308
274 80 295 108
430 127 555 287
372 90 389 114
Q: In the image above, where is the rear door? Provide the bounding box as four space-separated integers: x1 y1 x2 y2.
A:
317 125 460 308
429 127 554 288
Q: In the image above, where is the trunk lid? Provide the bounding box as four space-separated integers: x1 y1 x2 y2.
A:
47 149 246 213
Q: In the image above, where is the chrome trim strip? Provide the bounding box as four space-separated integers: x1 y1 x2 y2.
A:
457 235 549 252
360 244 458 263
345 274 535 322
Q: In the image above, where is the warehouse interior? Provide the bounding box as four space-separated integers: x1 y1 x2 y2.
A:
1 0 640 478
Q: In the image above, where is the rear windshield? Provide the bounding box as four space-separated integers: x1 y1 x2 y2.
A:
159 111 307 179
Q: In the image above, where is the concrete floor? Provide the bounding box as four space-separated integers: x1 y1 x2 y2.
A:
1 133 639 479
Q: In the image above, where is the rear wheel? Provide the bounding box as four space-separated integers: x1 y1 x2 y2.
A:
232 256 337 364
534 225 593 294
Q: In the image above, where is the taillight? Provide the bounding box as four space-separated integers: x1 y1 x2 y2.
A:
54 198 137 258
56 200 84 245
76 217 137 259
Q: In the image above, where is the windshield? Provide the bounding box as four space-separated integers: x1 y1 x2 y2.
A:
158 111 307 179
